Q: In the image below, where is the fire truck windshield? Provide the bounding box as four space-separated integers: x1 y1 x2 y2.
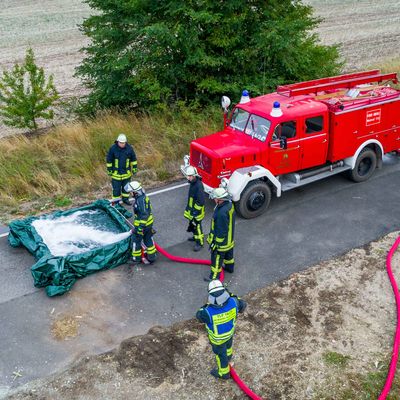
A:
229 108 271 142
229 108 249 131
244 114 271 142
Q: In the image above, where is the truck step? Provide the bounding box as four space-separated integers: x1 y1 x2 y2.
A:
280 164 351 191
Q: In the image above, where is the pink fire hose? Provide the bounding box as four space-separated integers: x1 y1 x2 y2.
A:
154 242 263 398
378 236 400 399
155 242 225 281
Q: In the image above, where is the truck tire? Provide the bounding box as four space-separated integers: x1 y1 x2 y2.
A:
234 180 271 219
349 148 377 182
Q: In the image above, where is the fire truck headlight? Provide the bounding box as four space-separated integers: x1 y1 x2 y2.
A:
220 178 229 188
183 155 190 167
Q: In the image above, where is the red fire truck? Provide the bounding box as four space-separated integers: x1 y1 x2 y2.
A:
181 70 400 218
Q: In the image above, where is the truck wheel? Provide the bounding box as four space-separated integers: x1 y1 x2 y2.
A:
234 180 271 219
349 148 377 182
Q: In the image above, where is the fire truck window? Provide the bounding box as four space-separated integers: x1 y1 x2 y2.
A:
244 114 271 142
229 108 250 132
305 116 323 133
273 121 296 140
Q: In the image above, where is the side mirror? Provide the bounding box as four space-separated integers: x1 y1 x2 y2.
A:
221 96 231 112
280 136 287 150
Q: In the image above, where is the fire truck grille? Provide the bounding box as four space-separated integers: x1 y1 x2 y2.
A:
191 149 212 174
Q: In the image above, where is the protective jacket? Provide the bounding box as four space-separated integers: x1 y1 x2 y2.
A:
133 193 154 232
106 142 137 180
184 177 205 222
196 295 246 345
207 201 235 252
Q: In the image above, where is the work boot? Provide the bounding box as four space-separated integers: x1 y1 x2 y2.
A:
130 258 141 266
193 242 203 252
223 265 234 274
187 237 195 242
210 368 230 380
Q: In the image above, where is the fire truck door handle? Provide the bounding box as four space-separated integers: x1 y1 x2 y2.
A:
353 130 358 134
322 139 327 143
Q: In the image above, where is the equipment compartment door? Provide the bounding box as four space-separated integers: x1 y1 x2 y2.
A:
300 114 328 169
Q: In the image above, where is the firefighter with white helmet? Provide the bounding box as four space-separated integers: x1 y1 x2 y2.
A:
124 181 157 264
106 133 138 204
183 165 205 252
196 280 247 380
205 187 235 281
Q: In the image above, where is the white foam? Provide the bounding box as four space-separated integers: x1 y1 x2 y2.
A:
32 210 130 256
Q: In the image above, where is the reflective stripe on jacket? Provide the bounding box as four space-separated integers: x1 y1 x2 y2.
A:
106 142 137 180
202 297 238 345
133 194 154 230
207 201 235 251
184 177 205 222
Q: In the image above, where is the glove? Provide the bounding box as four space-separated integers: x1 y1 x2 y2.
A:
107 170 112 176
132 168 137 175
135 228 144 236
207 235 213 245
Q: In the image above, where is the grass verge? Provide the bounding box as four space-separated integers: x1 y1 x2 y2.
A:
316 354 400 399
0 104 221 222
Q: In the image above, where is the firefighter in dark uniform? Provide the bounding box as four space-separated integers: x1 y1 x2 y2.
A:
206 187 235 281
196 280 247 380
106 133 138 205
124 181 157 264
184 166 205 252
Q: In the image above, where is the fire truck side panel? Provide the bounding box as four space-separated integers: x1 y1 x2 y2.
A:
327 99 400 162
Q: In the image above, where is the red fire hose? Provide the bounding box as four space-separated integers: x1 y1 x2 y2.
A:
154 242 262 399
155 242 225 281
379 236 400 399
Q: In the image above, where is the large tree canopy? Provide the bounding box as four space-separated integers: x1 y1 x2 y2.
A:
77 0 341 111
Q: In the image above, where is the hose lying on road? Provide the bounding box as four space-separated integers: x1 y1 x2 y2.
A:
379 236 400 400
154 242 225 282
154 242 262 399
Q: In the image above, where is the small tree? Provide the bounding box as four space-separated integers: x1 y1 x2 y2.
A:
0 48 59 130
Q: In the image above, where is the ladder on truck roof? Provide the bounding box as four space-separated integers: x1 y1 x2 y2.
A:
277 70 398 97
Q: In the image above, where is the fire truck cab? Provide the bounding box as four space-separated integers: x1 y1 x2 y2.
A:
181 70 400 218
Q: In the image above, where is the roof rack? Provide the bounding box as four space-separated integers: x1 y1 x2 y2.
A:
277 70 398 97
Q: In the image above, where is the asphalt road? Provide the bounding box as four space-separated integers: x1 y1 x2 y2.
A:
1 155 400 395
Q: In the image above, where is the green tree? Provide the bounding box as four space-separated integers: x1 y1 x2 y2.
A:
0 48 59 130
77 0 341 111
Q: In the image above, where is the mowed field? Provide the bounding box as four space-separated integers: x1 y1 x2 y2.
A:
0 0 399 136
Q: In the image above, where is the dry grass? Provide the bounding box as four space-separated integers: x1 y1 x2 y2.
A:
0 106 220 217
51 315 79 341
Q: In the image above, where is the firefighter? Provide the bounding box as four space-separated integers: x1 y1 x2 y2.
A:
206 187 235 281
196 280 247 380
184 166 205 252
106 134 138 205
124 181 157 264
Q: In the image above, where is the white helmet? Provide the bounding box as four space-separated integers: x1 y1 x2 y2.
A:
185 165 198 177
211 187 230 200
124 181 142 193
208 280 230 306
117 133 127 143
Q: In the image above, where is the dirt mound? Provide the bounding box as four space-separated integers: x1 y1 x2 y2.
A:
115 325 201 387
